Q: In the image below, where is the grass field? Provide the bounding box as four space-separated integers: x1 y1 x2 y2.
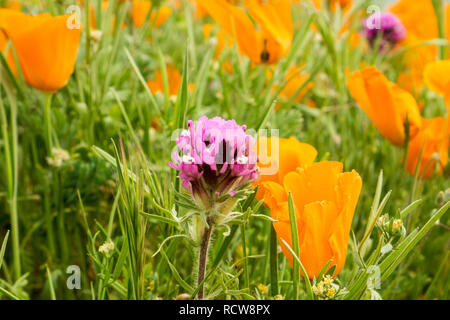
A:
0 0 449 300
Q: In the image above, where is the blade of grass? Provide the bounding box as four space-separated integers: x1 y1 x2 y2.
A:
280 238 314 300
124 48 163 121
365 170 383 235
269 225 279 296
288 192 300 299
173 46 190 131
358 190 392 253
0 285 20 300
0 230 9 271
46 265 56 300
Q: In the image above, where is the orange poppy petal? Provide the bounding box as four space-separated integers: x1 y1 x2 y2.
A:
347 67 419 146
256 136 317 186
244 0 293 55
424 60 450 99
391 84 422 138
406 117 449 178
258 181 287 212
277 137 317 183
283 161 343 212
299 200 337 278
195 0 260 63
329 170 362 274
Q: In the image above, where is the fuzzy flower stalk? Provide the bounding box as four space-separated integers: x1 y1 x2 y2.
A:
363 12 406 51
169 116 259 299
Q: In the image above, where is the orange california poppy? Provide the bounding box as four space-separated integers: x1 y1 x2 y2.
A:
195 0 293 64
405 117 449 178
347 66 422 146
0 9 81 92
390 0 437 41
259 161 362 278
146 64 194 96
244 0 293 55
131 0 171 28
390 0 440 93
424 60 450 106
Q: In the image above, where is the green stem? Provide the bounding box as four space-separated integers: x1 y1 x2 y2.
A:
44 94 53 156
44 180 56 257
11 93 20 280
241 223 250 292
0 88 21 280
197 216 214 299
56 172 69 263
43 93 56 257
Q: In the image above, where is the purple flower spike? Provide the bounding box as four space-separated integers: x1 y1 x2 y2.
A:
169 116 259 208
363 12 406 51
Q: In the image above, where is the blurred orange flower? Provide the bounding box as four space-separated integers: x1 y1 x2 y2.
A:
259 161 362 278
347 66 422 146
390 0 445 93
405 117 449 178
277 66 314 104
147 64 194 96
195 0 293 64
424 60 450 105
0 9 81 92
131 0 171 28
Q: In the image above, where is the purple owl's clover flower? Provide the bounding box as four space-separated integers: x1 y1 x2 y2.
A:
363 12 406 51
169 116 259 211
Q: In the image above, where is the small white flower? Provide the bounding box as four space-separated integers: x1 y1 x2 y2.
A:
90 30 102 41
209 37 218 47
392 219 403 232
377 215 387 227
431 152 440 161
99 241 114 255
323 275 334 286
46 147 70 167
